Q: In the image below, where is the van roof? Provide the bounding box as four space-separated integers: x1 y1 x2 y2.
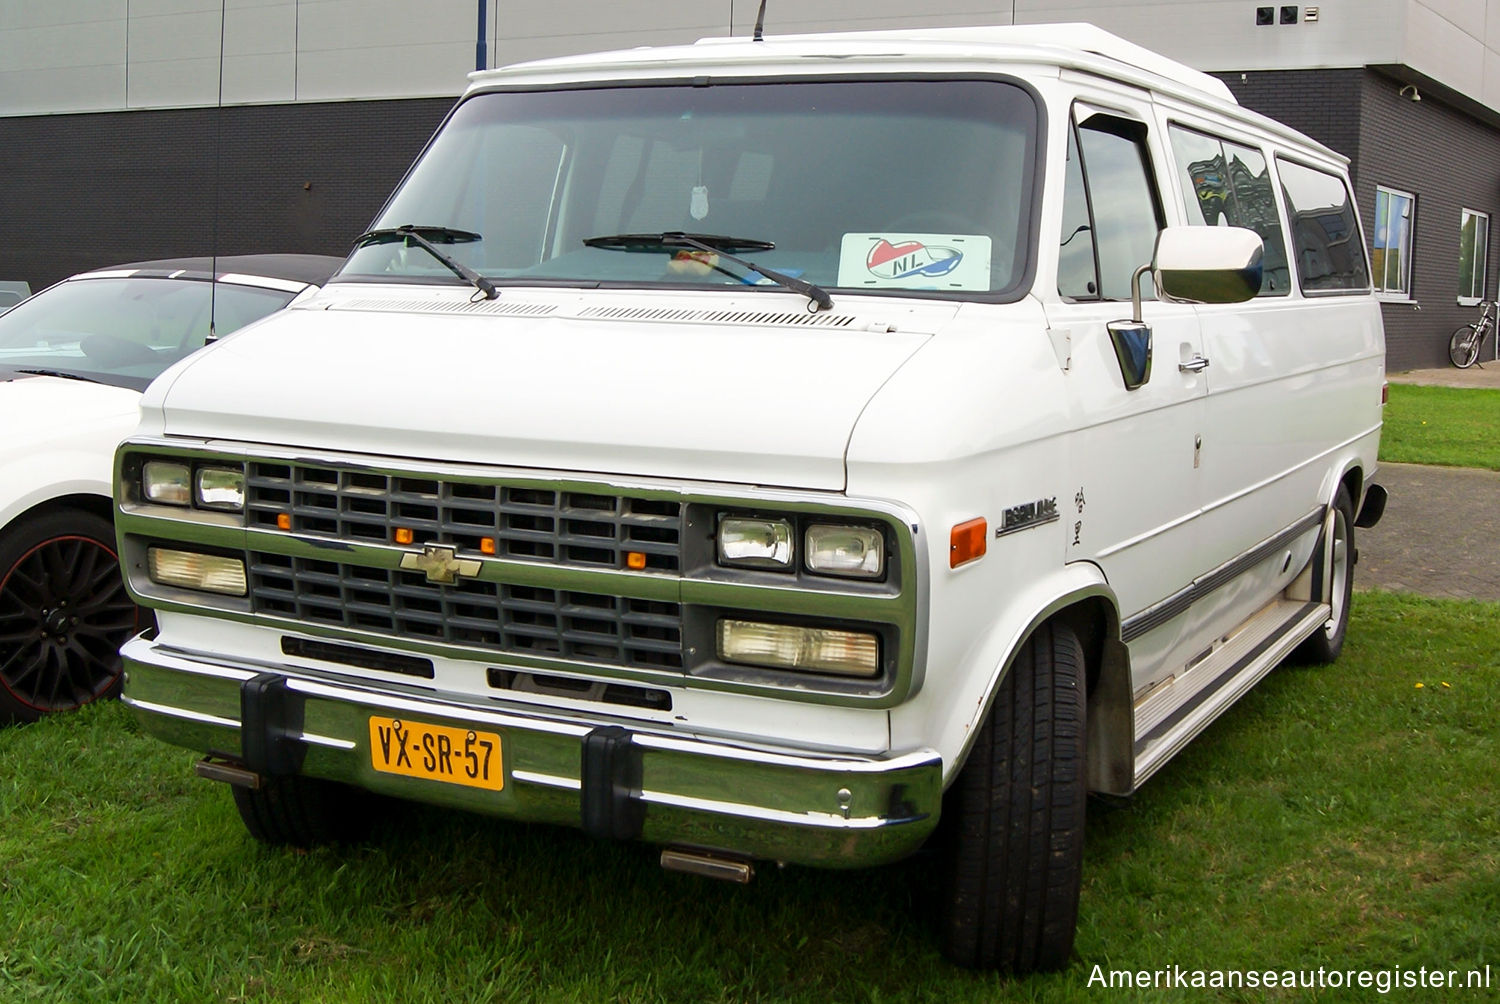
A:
470 23 1236 105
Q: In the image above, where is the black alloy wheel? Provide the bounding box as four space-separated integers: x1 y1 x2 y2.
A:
0 510 142 723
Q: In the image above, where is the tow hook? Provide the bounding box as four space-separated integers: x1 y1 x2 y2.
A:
659 847 756 884
193 755 263 789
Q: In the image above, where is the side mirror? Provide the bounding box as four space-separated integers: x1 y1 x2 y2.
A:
1154 226 1264 306
1109 227 1264 391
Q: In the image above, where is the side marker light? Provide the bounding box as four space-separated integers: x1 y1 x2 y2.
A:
950 518 988 568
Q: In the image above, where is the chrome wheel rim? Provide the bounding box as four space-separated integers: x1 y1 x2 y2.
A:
1324 508 1350 637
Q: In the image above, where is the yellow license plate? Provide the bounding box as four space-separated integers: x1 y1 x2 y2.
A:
368 717 503 791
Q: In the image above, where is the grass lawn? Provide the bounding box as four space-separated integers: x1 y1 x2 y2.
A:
1380 384 1500 470
2 591 1497 1002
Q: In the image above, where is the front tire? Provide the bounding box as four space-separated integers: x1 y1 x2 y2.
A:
1295 486 1355 664
1449 324 1482 368
940 621 1086 972
0 509 144 724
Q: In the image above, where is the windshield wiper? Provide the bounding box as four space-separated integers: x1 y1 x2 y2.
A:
354 225 498 300
583 232 833 312
13 368 101 384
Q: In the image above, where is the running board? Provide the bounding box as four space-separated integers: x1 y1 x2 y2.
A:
1132 598 1329 788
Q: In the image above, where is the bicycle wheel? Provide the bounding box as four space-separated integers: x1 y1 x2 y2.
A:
1450 324 1483 368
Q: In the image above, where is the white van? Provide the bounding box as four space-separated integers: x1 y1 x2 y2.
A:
114 24 1385 972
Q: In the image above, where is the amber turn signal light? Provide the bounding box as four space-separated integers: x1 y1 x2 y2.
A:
394 527 414 545
626 551 647 570
950 517 988 568
276 513 292 531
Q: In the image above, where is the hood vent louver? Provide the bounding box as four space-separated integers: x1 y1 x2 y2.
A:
578 306 857 327
332 298 558 317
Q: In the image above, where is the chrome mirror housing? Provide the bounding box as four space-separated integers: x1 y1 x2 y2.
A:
1153 226 1264 305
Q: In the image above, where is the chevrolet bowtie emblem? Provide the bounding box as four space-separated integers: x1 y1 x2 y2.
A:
399 544 482 584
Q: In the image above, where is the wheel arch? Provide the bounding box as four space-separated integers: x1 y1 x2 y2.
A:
4 492 116 535
944 566 1135 796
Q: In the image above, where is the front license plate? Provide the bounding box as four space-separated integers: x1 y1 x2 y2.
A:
368 716 504 791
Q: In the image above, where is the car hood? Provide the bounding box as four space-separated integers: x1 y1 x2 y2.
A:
0 372 142 465
146 287 944 490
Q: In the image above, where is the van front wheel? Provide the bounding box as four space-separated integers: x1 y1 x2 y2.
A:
940 621 1086 972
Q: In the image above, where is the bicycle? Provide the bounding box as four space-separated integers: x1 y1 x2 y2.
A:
1449 299 1495 368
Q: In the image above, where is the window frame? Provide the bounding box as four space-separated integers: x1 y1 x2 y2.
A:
1373 185 1417 301
1458 207 1489 305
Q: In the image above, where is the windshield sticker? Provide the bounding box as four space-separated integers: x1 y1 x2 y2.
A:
839 233 992 291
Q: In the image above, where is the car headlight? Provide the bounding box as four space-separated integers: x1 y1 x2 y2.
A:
142 461 191 506
717 517 794 570
195 466 246 511
717 619 880 677
147 548 247 596
804 524 884 579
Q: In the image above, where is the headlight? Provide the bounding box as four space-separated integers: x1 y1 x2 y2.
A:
195 466 246 511
717 517 794 570
805 524 884 579
142 461 191 506
147 548 247 596
717 619 880 677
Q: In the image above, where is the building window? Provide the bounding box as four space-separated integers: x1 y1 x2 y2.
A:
1373 186 1415 298
1459 208 1489 304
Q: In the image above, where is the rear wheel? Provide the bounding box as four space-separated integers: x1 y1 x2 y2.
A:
0 509 143 724
940 621 1086 972
231 774 374 847
1449 324 1482 368
1295 486 1355 664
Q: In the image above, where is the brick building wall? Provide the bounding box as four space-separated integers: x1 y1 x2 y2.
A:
0 98 453 292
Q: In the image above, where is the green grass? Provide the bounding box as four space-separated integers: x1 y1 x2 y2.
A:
1380 384 1500 470
3 591 1497 1002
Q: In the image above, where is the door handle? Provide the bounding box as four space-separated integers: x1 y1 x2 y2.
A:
1179 354 1210 373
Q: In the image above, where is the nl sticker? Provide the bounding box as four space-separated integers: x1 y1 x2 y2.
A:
838 233 992 290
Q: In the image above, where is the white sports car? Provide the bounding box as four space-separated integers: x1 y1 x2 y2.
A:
0 254 340 722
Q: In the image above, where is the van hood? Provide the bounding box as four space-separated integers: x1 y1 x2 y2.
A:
148 287 943 490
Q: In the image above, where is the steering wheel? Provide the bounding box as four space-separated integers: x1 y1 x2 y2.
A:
80 333 163 368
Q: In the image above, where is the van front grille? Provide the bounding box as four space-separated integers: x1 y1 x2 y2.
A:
245 461 683 572
248 551 684 670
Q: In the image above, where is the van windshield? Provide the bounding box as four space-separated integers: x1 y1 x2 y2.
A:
341 78 1039 299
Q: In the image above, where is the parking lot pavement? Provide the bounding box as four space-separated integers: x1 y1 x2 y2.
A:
1389 365 1500 389
1358 462 1500 602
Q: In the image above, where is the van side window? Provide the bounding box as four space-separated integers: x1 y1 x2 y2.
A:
1168 125 1289 295
1275 158 1372 293
1058 125 1101 299
1060 114 1164 301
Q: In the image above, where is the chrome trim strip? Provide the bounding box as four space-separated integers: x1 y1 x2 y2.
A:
510 770 580 790
637 790 887 829
1121 507 1322 642
121 696 240 730
1197 424 1381 518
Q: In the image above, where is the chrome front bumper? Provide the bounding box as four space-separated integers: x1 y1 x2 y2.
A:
121 633 942 867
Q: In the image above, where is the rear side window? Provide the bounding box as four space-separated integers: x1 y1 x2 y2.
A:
1275 158 1371 294
1168 125 1289 296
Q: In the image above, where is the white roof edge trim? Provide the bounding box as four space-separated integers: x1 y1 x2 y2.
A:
697 24 1236 103
470 23 1234 105
214 273 311 294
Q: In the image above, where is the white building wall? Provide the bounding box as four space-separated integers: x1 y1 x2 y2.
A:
2 0 1500 117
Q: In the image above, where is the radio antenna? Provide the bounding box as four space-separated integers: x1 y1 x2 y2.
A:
209 0 227 340
753 0 768 41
